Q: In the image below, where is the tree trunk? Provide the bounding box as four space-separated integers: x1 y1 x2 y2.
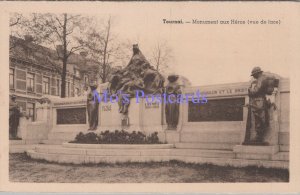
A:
61 14 68 98
100 17 110 84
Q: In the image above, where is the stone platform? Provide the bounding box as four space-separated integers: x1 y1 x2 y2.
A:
9 140 38 153
26 143 289 169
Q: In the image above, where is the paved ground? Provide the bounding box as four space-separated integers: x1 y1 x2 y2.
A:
9 153 289 183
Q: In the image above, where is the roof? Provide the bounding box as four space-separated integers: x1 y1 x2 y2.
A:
9 36 95 74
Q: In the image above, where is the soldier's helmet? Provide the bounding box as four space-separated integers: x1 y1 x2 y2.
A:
133 44 139 49
251 67 263 76
89 81 98 88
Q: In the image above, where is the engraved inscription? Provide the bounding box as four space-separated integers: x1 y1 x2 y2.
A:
188 98 245 122
57 107 86 124
102 105 112 111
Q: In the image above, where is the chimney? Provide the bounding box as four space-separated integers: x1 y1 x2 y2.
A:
24 35 33 43
80 51 88 57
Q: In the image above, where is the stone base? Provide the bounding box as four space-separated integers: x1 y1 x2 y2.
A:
175 142 236 150
233 145 279 160
26 144 289 169
165 131 180 143
233 145 279 154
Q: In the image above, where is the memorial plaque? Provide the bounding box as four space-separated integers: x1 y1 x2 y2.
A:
188 98 245 122
57 107 86 124
145 102 159 109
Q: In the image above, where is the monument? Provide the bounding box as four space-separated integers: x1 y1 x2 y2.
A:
12 43 288 169
243 67 280 145
107 44 165 124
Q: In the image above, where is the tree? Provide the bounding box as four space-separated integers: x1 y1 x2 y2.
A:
150 41 173 74
10 13 23 27
79 17 125 83
9 13 28 50
22 13 85 97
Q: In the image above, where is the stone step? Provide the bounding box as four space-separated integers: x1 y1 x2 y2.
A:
279 145 289 152
175 142 236 150
271 152 289 161
9 140 25 145
236 153 272 160
40 139 66 145
27 150 172 164
170 149 235 158
63 143 175 149
26 150 289 169
33 145 234 159
47 132 79 141
35 146 172 156
10 144 37 153
233 145 279 154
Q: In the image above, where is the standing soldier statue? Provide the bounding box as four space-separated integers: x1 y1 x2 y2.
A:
9 95 21 139
243 67 279 145
87 84 99 130
165 75 182 130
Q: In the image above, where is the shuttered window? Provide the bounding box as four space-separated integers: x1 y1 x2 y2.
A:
16 69 26 91
9 68 15 89
27 73 35 92
51 78 56 96
42 77 50 94
36 74 43 94
26 102 35 121
57 79 60 96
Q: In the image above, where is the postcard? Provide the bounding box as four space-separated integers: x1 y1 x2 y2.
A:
0 1 299 193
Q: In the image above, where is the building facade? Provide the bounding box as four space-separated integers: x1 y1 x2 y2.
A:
9 36 94 121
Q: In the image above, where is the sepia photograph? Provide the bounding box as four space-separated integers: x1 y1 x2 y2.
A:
1 1 300 193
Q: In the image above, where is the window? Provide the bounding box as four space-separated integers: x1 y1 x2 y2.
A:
9 68 15 89
67 82 70 97
42 77 50 94
27 73 35 92
75 88 80 97
26 102 35 122
75 69 80 78
56 79 60 96
17 101 26 113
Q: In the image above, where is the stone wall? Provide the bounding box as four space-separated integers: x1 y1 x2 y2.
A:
278 79 290 151
19 79 289 148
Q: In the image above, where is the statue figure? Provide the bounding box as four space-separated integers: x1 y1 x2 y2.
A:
9 95 21 139
117 75 145 114
165 75 181 130
87 84 99 130
143 68 165 94
243 67 279 145
108 44 165 115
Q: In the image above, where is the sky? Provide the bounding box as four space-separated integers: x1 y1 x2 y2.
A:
91 2 294 86
10 2 297 86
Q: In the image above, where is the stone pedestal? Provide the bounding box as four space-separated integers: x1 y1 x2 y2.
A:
165 131 180 143
264 92 280 145
235 91 280 160
242 91 280 146
99 101 122 130
17 116 30 139
233 145 279 160
36 102 49 122
99 98 165 133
